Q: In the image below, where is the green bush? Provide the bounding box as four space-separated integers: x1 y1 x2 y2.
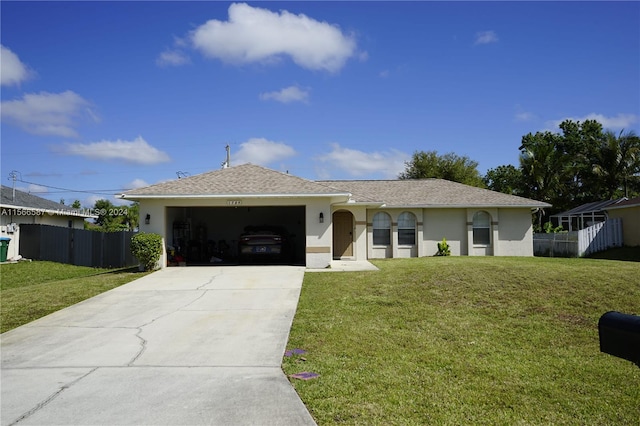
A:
435 237 451 256
130 233 163 271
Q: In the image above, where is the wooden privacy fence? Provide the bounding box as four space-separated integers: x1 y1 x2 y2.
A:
533 218 623 257
20 224 137 268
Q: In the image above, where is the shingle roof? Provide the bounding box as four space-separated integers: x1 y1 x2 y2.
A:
1 185 95 217
604 196 640 210
121 164 350 198
122 164 549 208
321 179 551 208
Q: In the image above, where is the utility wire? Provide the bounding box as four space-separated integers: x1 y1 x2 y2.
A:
15 178 132 195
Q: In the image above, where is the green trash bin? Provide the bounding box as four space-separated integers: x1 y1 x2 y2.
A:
0 237 10 262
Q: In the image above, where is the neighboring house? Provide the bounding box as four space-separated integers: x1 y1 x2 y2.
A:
0 185 96 260
550 199 628 231
120 164 550 269
604 197 640 246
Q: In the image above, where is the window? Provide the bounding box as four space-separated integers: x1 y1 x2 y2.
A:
473 211 491 245
398 212 416 245
372 212 391 245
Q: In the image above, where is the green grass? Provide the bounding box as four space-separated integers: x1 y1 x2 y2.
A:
0 261 148 333
283 257 640 425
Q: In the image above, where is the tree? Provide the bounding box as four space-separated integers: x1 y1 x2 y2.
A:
483 165 524 195
71 200 82 209
518 131 565 227
399 150 485 187
556 119 605 206
123 202 140 231
92 199 129 232
590 130 640 199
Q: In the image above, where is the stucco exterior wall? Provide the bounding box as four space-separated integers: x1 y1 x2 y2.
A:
332 206 368 262
137 196 539 268
138 196 335 268
366 208 422 259
607 206 640 246
423 209 468 256
496 208 535 256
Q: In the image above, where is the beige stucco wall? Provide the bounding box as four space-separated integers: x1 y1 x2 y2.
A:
136 197 539 268
360 207 535 258
366 208 422 259
496 208 535 256
424 208 468 256
607 206 640 246
137 196 337 269
331 206 368 262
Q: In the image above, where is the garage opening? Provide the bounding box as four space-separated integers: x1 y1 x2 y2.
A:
166 206 305 266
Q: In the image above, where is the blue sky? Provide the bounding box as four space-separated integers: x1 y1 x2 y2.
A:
1 1 639 207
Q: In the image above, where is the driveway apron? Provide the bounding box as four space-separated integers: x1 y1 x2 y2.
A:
1 266 316 426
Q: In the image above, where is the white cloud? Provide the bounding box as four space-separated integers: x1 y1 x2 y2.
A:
124 178 150 190
259 85 309 104
0 91 90 137
190 3 357 72
1 45 33 86
317 143 408 178
514 104 536 122
547 113 638 131
54 136 171 165
474 30 499 45
156 49 190 67
515 112 535 121
233 138 296 166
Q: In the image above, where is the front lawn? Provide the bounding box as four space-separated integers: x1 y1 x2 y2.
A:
0 261 147 333
283 257 639 425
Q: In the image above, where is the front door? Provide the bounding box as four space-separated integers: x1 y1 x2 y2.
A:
333 211 354 258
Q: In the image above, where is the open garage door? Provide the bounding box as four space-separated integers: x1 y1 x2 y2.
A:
166 206 305 266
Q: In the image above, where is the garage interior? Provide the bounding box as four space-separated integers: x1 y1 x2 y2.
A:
165 206 306 266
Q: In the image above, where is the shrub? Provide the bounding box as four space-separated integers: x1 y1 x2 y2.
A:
130 233 163 271
435 237 451 256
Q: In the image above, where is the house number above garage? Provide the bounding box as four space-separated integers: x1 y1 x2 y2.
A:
227 200 242 206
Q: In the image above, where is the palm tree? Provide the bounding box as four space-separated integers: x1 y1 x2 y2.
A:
519 131 565 227
591 130 640 199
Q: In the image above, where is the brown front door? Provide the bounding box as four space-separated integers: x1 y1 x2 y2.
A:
333 211 353 258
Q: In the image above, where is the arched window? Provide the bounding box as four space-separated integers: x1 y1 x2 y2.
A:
473 211 491 245
398 212 416 245
372 212 391 245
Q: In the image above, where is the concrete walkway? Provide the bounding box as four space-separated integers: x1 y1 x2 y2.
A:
1 266 316 426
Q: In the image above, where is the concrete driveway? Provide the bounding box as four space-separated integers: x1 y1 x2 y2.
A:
1 266 316 426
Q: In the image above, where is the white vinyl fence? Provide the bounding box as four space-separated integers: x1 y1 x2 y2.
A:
534 218 623 257
578 218 623 256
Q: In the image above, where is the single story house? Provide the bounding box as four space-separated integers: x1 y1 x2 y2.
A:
120 164 550 269
0 185 96 261
604 196 640 246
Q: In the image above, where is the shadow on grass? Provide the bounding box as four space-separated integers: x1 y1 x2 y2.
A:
587 247 640 262
85 265 148 277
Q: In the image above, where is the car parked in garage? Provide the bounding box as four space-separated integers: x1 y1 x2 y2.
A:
238 226 291 263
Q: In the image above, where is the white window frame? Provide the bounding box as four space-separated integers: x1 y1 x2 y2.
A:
472 211 491 246
397 211 416 246
372 212 391 246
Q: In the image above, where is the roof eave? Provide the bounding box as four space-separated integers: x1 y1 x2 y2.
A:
605 203 640 210
333 200 385 207
120 192 352 200
381 203 551 209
